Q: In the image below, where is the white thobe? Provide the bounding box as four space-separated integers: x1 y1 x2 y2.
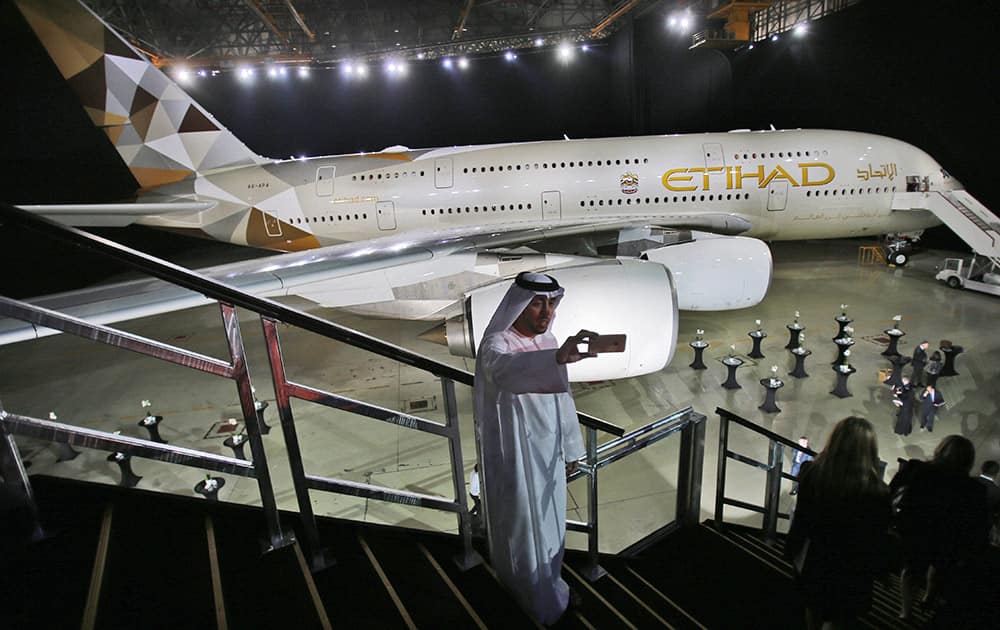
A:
473 328 585 625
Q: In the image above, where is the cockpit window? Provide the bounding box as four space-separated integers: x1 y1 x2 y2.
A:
939 168 951 179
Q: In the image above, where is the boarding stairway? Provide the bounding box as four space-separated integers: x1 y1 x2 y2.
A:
893 189 1000 265
9 472 986 629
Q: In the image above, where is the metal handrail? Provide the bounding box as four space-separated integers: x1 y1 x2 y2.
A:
0 201 626 571
566 407 706 578
0 203 622 437
714 407 815 542
0 298 290 550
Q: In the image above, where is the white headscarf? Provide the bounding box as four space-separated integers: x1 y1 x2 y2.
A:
479 271 565 342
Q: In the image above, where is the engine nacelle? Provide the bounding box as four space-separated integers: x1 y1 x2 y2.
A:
446 258 676 381
641 232 772 310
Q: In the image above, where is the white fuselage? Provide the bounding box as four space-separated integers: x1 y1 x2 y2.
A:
146 129 946 251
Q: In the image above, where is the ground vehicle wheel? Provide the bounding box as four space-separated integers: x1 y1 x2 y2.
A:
946 276 961 289
889 251 908 266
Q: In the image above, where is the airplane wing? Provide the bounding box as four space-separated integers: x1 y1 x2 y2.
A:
0 212 768 347
16 202 217 227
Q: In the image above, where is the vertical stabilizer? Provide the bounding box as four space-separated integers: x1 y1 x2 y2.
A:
14 0 264 189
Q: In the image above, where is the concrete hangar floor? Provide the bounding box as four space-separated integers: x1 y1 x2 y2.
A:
2 236 998 552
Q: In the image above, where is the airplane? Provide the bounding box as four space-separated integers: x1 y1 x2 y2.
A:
3 0 979 382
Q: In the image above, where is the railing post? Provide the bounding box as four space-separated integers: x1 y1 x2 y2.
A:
580 426 606 581
0 401 46 542
675 411 706 528
220 304 292 552
714 412 730 525
440 377 482 571
762 441 784 543
259 317 332 570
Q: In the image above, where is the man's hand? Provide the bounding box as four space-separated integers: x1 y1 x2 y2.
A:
566 460 579 475
556 330 598 364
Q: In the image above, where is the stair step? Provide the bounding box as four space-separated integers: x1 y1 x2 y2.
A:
362 530 478 628
421 537 538 628
631 524 805 629
0 476 107 628
211 509 328 629
95 493 215 628
582 556 705 629
310 522 412 629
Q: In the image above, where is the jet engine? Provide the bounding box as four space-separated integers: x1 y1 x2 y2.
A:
445 258 676 381
640 232 772 310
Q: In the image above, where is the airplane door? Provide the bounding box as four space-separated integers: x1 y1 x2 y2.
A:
316 166 335 196
263 211 282 237
376 200 397 230
542 191 561 220
703 143 725 169
767 182 788 211
435 158 453 188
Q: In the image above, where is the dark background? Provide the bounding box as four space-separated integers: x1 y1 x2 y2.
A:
0 0 996 295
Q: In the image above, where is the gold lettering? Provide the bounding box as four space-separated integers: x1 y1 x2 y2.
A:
736 165 765 189
761 164 799 187
800 162 835 186
705 166 725 189
662 168 697 192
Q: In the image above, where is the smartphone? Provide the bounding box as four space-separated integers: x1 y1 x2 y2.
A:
585 334 627 354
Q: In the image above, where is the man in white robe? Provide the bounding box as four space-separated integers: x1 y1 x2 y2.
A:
473 271 596 625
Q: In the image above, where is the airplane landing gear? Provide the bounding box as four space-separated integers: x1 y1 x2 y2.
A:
884 234 916 267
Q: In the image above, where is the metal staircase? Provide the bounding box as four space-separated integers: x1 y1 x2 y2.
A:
892 189 1000 264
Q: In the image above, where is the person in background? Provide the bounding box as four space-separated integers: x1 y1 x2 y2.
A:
918 384 944 432
977 460 1000 545
892 376 915 436
789 436 813 495
785 417 890 630
910 340 929 386
890 436 990 624
923 350 942 387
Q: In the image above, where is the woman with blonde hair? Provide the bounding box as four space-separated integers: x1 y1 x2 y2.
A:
786 417 890 629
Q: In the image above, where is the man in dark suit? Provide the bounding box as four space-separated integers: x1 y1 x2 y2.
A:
978 461 1000 544
911 341 929 386
918 384 944 431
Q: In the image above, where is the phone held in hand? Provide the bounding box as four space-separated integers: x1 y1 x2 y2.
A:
585 334 627 354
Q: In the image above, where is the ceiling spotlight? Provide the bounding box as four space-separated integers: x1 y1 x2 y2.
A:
534 37 544 47
386 62 398 73
278 67 287 76
771 34 779 42
668 17 677 27
793 23 808 37
196 69 206 77
176 69 191 83
267 66 278 78
557 43 573 61
442 57 453 69
298 67 309 78
457 57 469 70
748 44 755 51
581 44 590 52
343 63 354 75
504 50 516 61
356 64 368 77
417 52 426 60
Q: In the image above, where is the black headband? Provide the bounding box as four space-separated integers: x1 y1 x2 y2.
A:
514 271 561 292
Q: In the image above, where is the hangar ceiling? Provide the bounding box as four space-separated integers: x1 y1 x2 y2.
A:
83 0 666 68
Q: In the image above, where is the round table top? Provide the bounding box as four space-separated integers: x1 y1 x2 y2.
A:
196 477 227 494
723 356 744 366
791 347 812 356
690 340 709 348
833 364 857 374
749 330 767 338
885 328 905 337
760 378 784 389
834 337 855 346
786 323 805 330
835 315 853 323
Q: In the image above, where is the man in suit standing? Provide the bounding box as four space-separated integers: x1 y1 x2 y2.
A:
918 384 944 432
911 341 930 386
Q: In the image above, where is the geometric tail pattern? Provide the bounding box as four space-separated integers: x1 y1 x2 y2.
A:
15 0 264 190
